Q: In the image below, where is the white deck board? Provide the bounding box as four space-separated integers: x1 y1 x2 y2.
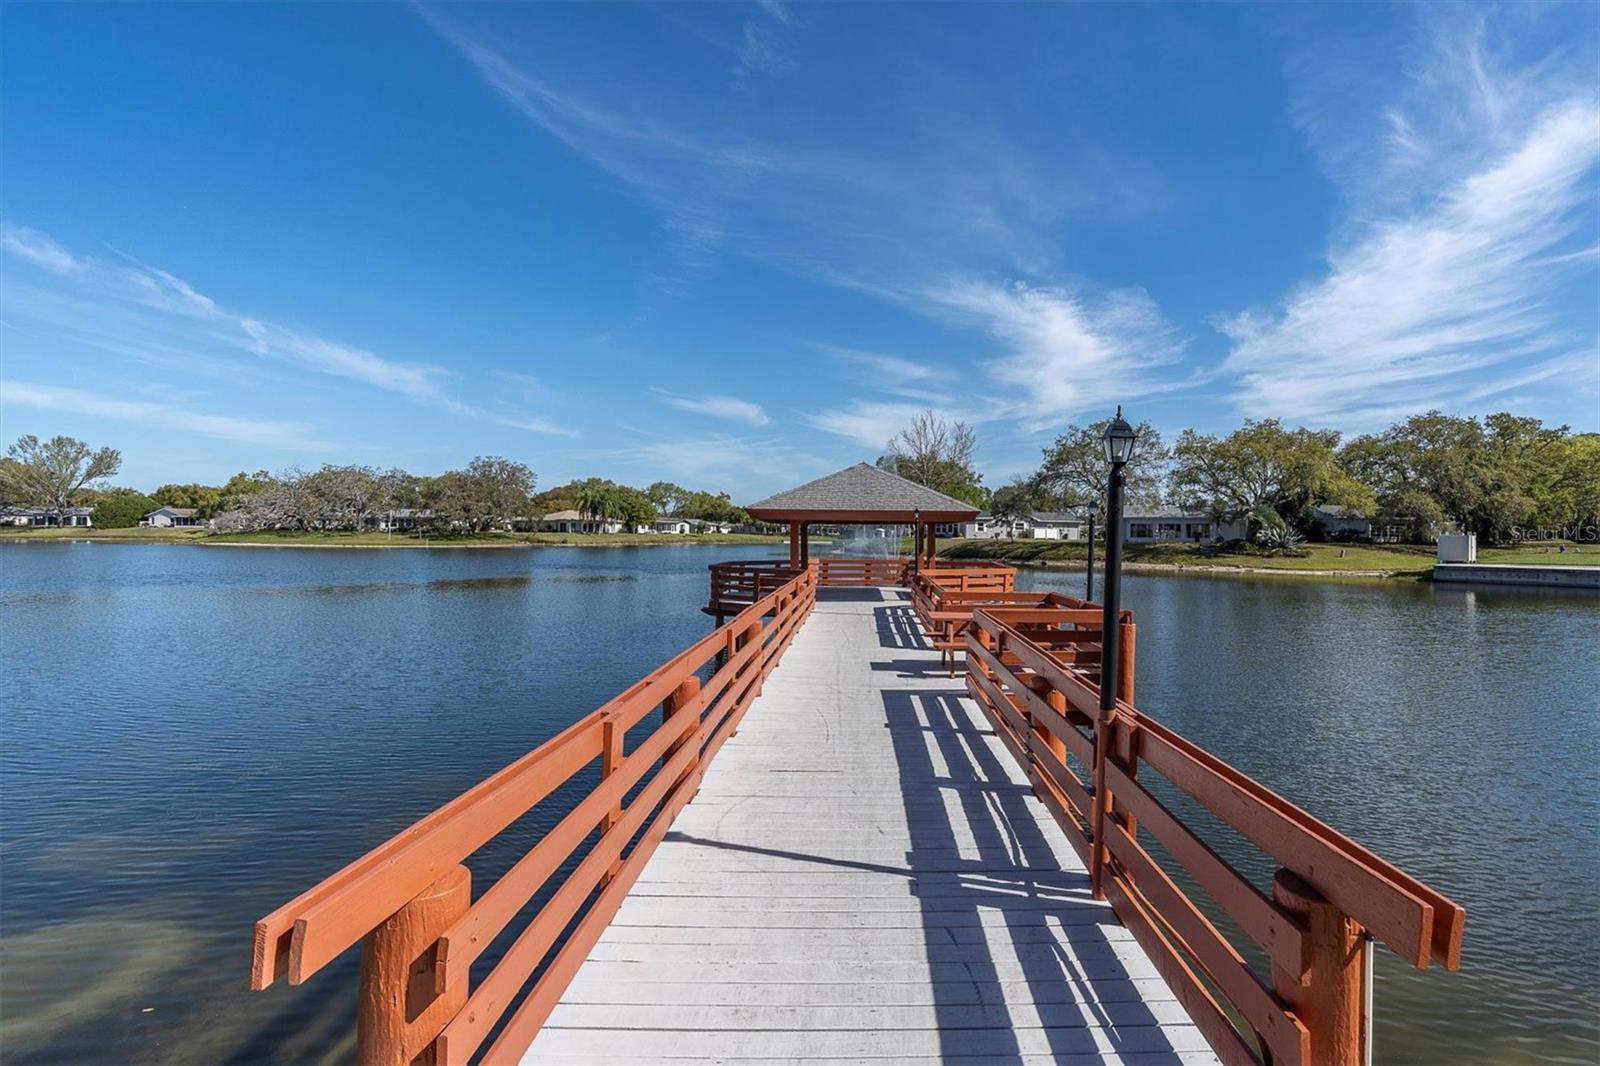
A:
523 587 1219 1066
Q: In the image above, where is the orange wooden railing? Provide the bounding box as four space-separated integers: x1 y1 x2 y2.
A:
811 555 908 586
709 558 1015 617
963 604 1466 1066
706 559 809 616
249 567 817 1066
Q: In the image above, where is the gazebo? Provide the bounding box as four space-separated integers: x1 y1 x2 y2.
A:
745 462 979 568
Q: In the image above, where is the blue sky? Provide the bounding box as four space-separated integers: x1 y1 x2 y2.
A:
2 2 1596 499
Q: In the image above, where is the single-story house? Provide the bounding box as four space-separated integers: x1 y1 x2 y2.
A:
541 509 625 534
687 518 735 534
1122 508 1247 543
956 513 1024 539
1026 512 1086 541
142 506 204 528
637 518 691 535
363 509 434 532
2 506 93 527
1308 504 1372 540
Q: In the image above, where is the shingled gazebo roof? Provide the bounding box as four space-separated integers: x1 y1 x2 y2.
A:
745 463 979 523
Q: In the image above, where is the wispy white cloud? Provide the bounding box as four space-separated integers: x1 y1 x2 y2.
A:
1223 17 1600 427
1 222 447 401
735 0 796 80
488 412 580 437
802 399 963 451
2 223 581 439
922 280 1188 426
650 387 771 426
603 432 828 501
802 276 1189 447
0 225 86 276
1 380 336 452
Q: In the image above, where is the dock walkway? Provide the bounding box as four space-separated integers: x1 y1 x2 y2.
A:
525 588 1218 1065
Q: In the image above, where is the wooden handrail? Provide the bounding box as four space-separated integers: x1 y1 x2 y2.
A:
250 568 818 1065
962 604 1466 1066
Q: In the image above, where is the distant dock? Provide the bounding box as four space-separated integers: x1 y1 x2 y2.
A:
1433 563 1600 589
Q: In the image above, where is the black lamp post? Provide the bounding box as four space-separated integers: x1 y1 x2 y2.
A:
1098 407 1137 717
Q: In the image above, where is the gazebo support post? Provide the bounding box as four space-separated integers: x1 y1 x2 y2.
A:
788 522 800 566
800 523 810 566
925 523 936 568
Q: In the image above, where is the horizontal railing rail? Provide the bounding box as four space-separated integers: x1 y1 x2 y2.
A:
812 555 908 586
909 572 1057 677
250 567 818 1066
962 605 1465 1066
706 559 809 615
708 557 1017 615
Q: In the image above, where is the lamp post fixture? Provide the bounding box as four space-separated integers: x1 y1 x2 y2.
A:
1089 406 1137 899
1097 406 1137 718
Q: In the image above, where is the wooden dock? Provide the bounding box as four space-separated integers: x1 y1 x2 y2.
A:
525 588 1217 1065
248 548 1465 1066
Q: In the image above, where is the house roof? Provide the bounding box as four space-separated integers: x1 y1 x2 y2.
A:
542 509 584 521
1029 511 1083 523
746 463 979 523
147 506 198 518
1311 504 1367 519
1123 507 1216 521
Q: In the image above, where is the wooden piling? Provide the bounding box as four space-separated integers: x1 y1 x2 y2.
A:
1272 869 1368 1066
357 864 471 1066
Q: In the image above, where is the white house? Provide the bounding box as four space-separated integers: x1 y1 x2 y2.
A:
1122 508 1247 543
142 506 204 528
1308 504 1372 540
687 518 735 534
364 509 434 532
637 518 691 534
541 509 625 534
2 506 94 527
957 513 1024 539
1025 512 1086 540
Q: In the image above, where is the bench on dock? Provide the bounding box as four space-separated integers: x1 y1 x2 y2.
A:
247 565 1465 1066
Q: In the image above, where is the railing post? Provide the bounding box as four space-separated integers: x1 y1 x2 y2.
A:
741 619 764 703
1118 615 1137 705
663 676 701 790
599 713 625 886
357 864 471 1066
1272 869 1368 1066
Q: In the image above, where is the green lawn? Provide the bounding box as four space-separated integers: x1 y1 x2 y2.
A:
938 537 1600 574
0 527 796 549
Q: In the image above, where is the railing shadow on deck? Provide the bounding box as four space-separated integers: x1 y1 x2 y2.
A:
880 680 1193 1063
875 602 934 651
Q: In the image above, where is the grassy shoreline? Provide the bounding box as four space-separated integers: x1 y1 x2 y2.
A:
938 537 1599 577
0 527 806 550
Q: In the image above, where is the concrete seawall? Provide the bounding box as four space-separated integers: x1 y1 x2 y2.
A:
1432 564 1600 589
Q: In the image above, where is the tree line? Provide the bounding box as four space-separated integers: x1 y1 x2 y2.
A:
976 411 1598 545
0 437 754 534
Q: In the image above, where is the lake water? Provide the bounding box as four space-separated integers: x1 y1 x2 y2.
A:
1 543 1595 1064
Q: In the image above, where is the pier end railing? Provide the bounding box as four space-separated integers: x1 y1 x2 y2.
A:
962 603 1465 1066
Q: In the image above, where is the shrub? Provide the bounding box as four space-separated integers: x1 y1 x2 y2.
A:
1255 525 1307 556
91 490 158 529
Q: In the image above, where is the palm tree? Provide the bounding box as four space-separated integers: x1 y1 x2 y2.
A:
575 485 614 532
